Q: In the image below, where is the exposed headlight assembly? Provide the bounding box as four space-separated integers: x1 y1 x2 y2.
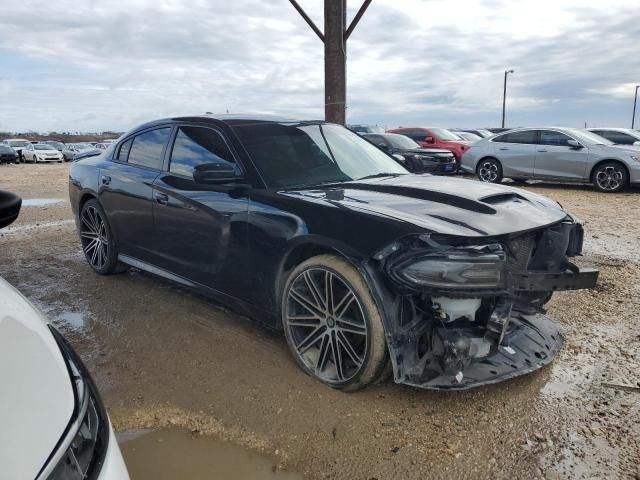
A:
393 248 506 289
38 327 109 480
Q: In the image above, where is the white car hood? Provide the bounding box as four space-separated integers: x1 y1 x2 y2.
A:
34 149 60 154
0 277 74 480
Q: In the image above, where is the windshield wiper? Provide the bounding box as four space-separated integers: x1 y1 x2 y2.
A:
356 172 405 181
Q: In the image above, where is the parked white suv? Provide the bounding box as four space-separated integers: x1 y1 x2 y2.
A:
0 191 129 480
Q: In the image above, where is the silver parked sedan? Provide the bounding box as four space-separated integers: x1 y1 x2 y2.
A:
460 127 640 192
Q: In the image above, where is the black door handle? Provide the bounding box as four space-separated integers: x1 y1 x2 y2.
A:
155 193 169 205
101 175 111 185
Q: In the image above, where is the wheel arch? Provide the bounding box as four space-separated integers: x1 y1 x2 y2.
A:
475 155 501 173
275 236 365 329
589 159 630 184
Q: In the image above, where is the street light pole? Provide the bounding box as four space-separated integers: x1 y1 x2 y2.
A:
502 69 514 128
632 85 639 129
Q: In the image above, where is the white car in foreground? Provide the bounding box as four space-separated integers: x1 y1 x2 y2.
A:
0 191 129 480
21 143 64 163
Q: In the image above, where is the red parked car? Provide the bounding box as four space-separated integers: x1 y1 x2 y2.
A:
387 127 470 167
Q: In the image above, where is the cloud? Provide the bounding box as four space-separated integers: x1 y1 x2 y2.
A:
0 0 638 132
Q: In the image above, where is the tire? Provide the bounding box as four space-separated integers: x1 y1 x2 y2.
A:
477 157 503 183
282 254 388 392
79 199 125 275
591 161 628 193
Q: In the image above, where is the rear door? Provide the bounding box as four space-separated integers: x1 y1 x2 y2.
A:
151 124 250 297
490 130 536 178
99 127 172 262
533 130 589 180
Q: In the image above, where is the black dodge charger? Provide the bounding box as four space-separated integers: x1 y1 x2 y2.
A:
69 115 598 391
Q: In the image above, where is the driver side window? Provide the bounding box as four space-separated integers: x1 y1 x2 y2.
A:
169 126 236 178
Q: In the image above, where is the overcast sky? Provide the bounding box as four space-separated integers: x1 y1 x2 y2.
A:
1 0 639 133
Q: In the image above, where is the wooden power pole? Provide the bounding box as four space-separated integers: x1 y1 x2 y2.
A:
289 0 372 125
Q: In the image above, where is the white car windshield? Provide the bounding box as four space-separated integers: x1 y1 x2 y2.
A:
34 144 55 150
571 129 614 146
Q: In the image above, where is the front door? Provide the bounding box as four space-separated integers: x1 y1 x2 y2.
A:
151 125 250 297
533 130 589 180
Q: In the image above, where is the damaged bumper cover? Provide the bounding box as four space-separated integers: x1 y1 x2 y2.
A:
374 219 598 390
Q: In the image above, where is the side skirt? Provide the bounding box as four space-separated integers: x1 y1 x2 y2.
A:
117 254 279 329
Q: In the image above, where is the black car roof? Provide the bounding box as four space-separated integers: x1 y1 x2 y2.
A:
131 114 325 133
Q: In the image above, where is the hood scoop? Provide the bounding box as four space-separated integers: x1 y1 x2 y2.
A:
480 192 530 205
343 183 497 214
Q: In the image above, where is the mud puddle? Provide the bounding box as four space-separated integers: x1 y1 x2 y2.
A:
21 198 66 206
118 429 302 480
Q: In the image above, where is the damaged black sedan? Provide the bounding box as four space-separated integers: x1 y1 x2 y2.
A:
68 115 598 391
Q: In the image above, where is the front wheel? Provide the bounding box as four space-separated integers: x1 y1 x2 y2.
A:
592 162 627 193
79 199 123 275
282 254 388 391
477 158 503 183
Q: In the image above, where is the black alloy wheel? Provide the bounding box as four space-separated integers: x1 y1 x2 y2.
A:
282 255 388 391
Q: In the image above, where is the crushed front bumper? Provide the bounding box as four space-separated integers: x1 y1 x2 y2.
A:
396 313 563 390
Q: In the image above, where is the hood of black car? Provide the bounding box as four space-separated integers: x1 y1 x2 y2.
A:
281 175 568 237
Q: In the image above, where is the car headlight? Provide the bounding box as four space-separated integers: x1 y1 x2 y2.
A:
394 249 506 289
38 327 109 480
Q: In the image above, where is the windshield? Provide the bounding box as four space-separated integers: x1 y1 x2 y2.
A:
8 140 29 147
233 123 407 189
430 128 462 141
46 142 63 148
570 129 614 145
385 134 420 149
34 144 54 150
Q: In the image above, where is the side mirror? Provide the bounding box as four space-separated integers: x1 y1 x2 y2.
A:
425 136 435 144
567 139 583 149
633 141 640 146
193 163 242 185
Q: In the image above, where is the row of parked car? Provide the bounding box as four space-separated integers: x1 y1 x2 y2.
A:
0 138 117 164
349 124 640 192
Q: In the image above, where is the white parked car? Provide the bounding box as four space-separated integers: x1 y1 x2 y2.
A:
21 143 64 163
0 191 129 480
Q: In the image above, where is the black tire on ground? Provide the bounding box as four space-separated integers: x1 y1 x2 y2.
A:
476 157 503 183
79 199 127 275
282 254 388 392
591 161 628 193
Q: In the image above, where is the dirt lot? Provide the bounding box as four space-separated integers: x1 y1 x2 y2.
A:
1 163 638 479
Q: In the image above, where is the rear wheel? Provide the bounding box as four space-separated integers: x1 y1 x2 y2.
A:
592 161 627 193
282 254 388 391
79 199 124 275
477 158 503 183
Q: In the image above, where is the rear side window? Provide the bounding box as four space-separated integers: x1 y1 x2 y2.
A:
538 130 572 147
127 128 172 169
493 131 536 144
169 126 236 177
116 139 132 162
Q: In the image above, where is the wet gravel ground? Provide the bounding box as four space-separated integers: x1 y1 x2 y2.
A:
1 163 638 479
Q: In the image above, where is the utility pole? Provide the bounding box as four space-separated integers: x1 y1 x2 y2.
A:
632 85 639 129
502 69 514 128
289 0 372 125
